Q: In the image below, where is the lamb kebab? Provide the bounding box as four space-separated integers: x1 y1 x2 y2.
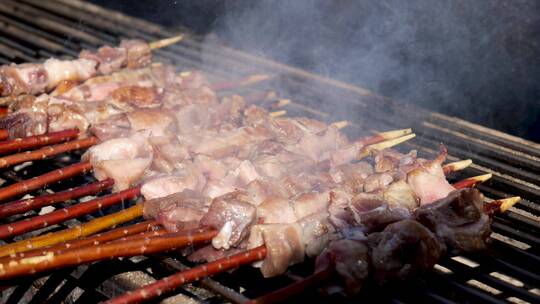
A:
0 55 511 302
0 35 183 98
0 133 504 278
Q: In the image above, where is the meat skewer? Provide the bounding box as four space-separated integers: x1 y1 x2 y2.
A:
0 161 93 202
452 173 492 189
0 136 98 169
103 246 267 304
0 220 159 262
0 203 143 257
0 36 184 98
0 129 79 155
0 228 217 281
0 166 498 281
0 186 140 239
443 159 473 174
110 190 512 304
0 129 7 141
0 178 114 217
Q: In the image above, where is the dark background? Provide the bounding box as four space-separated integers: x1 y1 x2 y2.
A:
89 0 540 142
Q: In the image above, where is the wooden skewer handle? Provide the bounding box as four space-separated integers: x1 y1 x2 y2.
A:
0 137 97 169
0 186 140 239
104 245 267 304
0 161 93 202
0 179 114 218
0 129 79 155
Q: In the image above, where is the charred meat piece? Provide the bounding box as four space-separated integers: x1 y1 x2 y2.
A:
415 188 491 253
316 239 370 295
368 219 443 285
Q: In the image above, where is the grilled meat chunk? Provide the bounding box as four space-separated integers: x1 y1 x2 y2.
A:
200 191 257 250
368 219 443 285
316 239 370 295
143 190 210 231
415 188 491 253
247 223 305 278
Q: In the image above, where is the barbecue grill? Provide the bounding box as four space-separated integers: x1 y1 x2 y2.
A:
0 0 538 303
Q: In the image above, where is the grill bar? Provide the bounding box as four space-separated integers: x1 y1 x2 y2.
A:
0 0 538 303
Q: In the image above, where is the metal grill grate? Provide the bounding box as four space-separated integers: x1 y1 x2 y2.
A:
0 0 538 303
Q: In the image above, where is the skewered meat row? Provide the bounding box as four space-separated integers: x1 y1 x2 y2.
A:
0 39 152 97
139 144 461 272
0 65 217 138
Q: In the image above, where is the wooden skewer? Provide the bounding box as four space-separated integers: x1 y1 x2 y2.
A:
0 186 140 240
210 74 271 91
331 120 349 130
484 196 521 215
0 129 8 141
0 161 93 202
269 110 287 118
357 133 416 159
104 246 267 304
247 266 335 304
0 229 216 280
0 129 79 155
0 220 159 263
276 99 291 107
148 35 184 50
443 159 473 175
0 204 144 258
361 128 413 146
452 173 492 189
0 179 114 218
0 137 98 169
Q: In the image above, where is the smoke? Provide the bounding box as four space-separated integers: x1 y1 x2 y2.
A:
202 0 540 140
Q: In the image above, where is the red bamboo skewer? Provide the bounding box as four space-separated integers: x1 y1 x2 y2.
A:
0 204 145 257
0 220 159 262
0 129 8 141
0 161 93 202
0 228 217 280
0 179 114 218
247 266 335 304
0 186 141 240
104 246 267 304
0 129 79 155
452 173 492 189
0 137 98 169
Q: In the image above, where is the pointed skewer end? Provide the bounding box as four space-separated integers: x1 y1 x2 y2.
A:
149 34 185 50
443 159 473 174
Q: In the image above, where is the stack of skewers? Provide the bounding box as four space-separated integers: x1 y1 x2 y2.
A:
0 36 520 304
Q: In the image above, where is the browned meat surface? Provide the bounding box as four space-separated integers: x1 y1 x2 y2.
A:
415 188 491 253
